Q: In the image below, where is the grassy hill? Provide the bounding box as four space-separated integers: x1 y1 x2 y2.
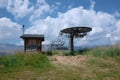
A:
0 46 120 80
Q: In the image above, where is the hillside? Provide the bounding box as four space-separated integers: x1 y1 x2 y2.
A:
0 46 120 80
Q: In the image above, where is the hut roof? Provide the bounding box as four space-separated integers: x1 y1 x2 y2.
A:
20 34 44 40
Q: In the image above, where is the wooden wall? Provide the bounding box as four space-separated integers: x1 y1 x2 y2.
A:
24 38 43 53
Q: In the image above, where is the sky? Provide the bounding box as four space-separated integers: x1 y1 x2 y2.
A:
0 0 120 47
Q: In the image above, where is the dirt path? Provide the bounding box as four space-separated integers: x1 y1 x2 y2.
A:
50 55 89 67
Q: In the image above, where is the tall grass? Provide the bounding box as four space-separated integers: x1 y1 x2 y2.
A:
0 54 24 67
0 53 51 73
24 53 51 68
86 46 120 60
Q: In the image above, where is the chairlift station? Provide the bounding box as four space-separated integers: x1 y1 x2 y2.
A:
60 27 92 53
20 25 92 53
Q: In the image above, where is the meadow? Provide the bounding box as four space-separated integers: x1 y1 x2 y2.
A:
0 46 120 80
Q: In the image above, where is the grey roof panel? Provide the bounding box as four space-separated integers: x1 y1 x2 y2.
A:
20 34 44 39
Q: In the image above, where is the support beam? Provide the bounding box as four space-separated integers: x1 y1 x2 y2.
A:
69 34 74 54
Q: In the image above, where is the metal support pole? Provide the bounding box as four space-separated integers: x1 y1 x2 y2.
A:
69 34 74 54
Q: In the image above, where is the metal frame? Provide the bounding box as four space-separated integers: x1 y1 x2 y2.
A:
60 27 92 53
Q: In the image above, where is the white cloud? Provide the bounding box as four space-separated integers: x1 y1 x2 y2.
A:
115 21 120 33
111 20 120 44
0 17 22 43
0 0 50 19
25 5 120 46
90 0 95 10
0 0 7 8
29 0 50 21
26 17 63 44
6 0 33 18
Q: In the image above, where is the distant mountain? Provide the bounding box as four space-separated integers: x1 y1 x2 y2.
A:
0 43 23 55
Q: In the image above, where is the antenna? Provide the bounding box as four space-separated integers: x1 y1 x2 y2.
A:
22 25 25 34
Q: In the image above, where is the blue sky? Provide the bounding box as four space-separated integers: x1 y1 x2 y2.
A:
0 0 120 47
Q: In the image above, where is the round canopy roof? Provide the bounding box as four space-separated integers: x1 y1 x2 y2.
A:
61 27 92 34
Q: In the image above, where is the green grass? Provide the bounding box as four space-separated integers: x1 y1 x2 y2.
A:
86 56 120 80
0 46 120 80
0 53 51 73
84 46 120 59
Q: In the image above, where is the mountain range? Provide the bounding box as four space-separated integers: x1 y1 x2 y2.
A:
0 43 23 56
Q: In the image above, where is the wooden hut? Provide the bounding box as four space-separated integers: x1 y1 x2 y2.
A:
20 34 44 53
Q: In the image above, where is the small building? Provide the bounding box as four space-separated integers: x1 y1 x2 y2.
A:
20 34 44 53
